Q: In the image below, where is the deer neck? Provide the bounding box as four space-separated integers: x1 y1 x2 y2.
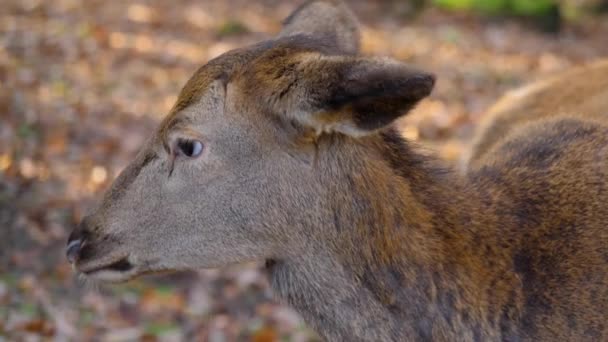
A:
267 132 515 341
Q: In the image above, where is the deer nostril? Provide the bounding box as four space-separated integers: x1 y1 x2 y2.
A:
67 217 94 264
66 239 82 264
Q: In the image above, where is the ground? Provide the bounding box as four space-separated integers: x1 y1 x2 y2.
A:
1 0 607 340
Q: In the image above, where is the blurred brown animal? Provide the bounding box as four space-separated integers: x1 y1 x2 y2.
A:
465 59 608 170
66 0 608 340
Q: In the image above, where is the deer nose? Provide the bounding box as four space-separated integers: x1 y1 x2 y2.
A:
66 228 87 264
66 239 82 264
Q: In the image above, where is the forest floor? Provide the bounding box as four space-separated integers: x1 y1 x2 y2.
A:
2 0 608 340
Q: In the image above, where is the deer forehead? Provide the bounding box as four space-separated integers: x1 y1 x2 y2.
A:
159 35 344 131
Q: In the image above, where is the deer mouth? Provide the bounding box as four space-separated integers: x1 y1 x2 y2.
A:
82 257 133 274
78 256 137 282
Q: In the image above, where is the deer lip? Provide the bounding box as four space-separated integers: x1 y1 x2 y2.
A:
80 257 133 275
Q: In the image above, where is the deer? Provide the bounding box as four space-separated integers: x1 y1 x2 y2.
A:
66 0 608 340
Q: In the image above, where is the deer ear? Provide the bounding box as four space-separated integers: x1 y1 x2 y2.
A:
278 0 360 55
288 56 435 137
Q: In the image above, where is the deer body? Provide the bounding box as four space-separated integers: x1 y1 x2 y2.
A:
465 59 608 170
267 124 608 341
66 1 608 341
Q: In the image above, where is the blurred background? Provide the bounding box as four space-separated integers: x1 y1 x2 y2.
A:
1 0 608 340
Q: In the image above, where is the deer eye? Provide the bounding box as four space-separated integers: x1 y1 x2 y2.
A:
175 139 204 158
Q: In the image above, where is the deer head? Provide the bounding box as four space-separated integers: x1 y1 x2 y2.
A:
66 0 435 282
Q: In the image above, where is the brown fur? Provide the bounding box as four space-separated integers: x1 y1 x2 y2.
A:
67 1 608 341
280 0 360 55
464 59 608 170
